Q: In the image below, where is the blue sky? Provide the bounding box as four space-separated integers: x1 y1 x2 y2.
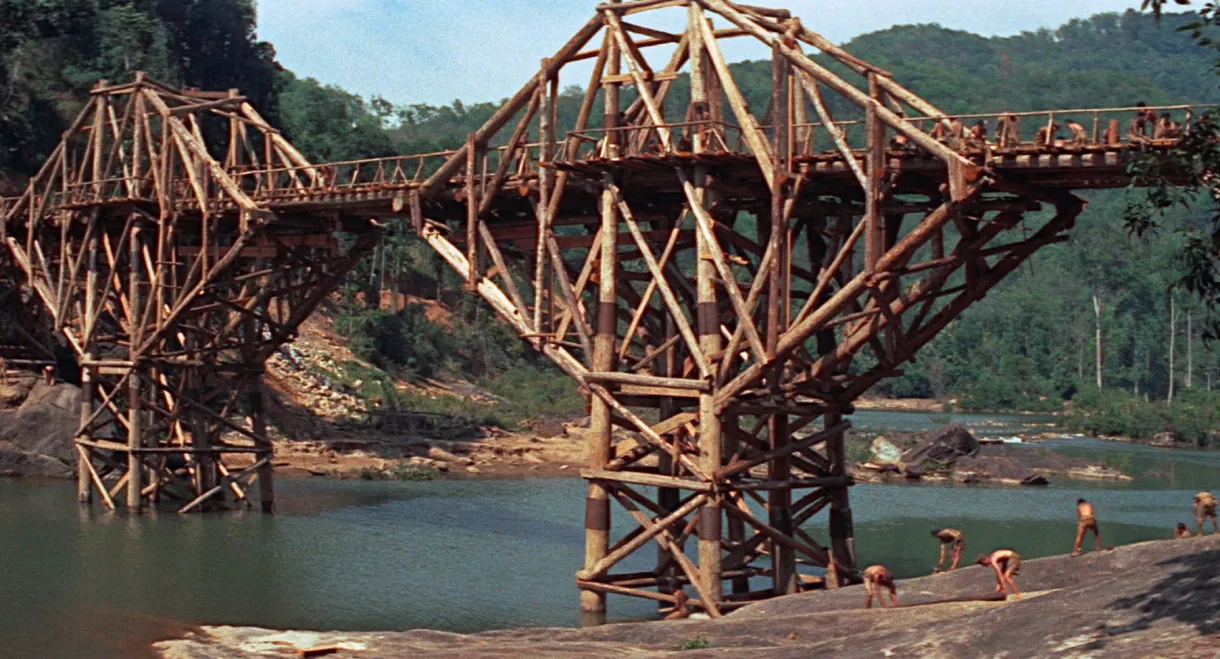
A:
256 0 1138 107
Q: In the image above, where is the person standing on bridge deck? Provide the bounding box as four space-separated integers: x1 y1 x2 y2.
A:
1194 491 1219 535
1064 118 1089 146
1154 112 1181 139
1071 498 1102 557
1128 103 1153 144
862 564 900 608
967 120 987 149
977 549 1022 599
1035 121 1060 147
931 528 966 572
996 112 1021 148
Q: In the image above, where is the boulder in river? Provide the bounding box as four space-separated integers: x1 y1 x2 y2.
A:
900 424 980 469
869 436 903 465
0 381 84 477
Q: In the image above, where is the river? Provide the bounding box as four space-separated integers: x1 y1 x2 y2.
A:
0 413 1214 658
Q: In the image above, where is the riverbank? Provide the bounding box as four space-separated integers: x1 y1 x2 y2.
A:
154 534 1220 658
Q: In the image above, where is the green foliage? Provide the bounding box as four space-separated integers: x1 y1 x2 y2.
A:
354 463 438 481
1066 388 1220 446
678 636 710 651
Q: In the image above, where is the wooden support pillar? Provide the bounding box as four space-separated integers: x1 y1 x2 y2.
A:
77 233 99 505
77 359 94 504
465 134 481 289
767 42 796 596
583 22 620 621
126 223 144 512
864 73 886 273
824 410 855 587
695 162 722 606
656 313 680 604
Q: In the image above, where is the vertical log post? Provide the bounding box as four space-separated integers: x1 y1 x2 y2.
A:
77 233 99 504
465 134 481 289
690 0 722 608
824 410 855 587
864 73 886 273
767 43 796 596
582 11 620 624
656 312 679 605
126 222 144 512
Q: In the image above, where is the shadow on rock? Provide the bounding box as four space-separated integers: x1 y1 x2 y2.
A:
1107 547 1220 638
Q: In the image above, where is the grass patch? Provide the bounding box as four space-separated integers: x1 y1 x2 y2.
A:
679 636 710 651
354 463 439 481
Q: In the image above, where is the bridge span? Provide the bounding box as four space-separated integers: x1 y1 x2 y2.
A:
0 0 1203 622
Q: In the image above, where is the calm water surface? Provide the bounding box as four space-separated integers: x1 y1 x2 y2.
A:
0 427 1214 658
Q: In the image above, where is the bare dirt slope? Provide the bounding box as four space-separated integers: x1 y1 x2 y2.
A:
157 534 1220 658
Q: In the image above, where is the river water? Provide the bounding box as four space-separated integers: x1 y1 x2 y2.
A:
1 413 1215 658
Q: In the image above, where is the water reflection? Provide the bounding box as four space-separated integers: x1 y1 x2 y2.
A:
0 435 1213 658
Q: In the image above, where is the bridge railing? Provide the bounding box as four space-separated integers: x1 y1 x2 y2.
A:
788 103 1211 157
559 121 747 160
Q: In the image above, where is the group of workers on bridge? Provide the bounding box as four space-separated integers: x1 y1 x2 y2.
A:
893 103 1189 153
860 490 1219 609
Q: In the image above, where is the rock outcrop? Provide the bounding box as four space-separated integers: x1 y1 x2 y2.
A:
155 535 1220 658
0 380 84 477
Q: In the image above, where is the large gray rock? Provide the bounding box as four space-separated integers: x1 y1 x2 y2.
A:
0 445 73 478
0 381 81 462
900 424 980 468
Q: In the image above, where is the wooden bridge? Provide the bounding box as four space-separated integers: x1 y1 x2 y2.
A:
0 0 1202 621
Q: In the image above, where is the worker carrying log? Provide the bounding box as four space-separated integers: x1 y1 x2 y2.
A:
1194 491 1218 535
977 549 1022 599
862 564 900 608
1071 498 1103 557
931 528 966 572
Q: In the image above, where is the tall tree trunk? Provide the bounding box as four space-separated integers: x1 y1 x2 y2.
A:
1168 296 1177 404
1186 310 1193 389
1133 334 1140 397
1092 291 1104 389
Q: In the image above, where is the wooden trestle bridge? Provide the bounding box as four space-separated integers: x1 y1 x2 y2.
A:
0 0 1202 620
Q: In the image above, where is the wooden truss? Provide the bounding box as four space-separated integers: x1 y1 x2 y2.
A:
1 73 378 513
0 0 1119 617
402 0 1084 617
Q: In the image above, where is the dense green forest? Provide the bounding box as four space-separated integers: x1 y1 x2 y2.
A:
2 3 1219 441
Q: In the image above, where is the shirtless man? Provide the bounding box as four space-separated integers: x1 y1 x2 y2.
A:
996 112 1021 148
1175 522 1192 539
1128 104 1152 144
664 588 691 620
1072 498 1102 557
931 528 966 572
1154 112 1181 139
1064 118 1089 146
977 549 1022 599
967 120 987 148
1035 122 1060 147
1195 491 1219 535
862 564 900 609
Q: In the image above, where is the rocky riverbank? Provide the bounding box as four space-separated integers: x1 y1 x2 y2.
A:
154 534 1220 658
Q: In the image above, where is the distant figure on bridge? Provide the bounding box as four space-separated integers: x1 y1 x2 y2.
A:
664 588 691 620
931 528 966 572
1128 103 1153 144
996 113 1021 148
977 549 1022 599
1035 121 1060 147
967 121 987 148
1064 118 1089 146
889 131 913 152
1071 497 1102 557
862 564 900 608
1154 112 1181 139
1175 522 1192 539
1194 491 1218 535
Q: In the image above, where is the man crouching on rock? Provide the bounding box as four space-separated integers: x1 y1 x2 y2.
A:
862 565 900 608
977 549 1022 599
1195 492 1218 535
932 528 966 572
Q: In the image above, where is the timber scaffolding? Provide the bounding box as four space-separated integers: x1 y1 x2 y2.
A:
0 0 1204 618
